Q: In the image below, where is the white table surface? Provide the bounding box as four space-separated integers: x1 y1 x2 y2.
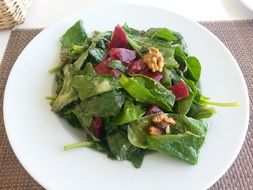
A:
0 0 253 63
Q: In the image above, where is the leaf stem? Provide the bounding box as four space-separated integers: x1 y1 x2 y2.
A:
202 100 239 107
64 141 95 150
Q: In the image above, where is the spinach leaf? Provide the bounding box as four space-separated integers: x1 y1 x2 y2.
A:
119 75 175 111
113 100 146 125
128 114 159 149
72 74 121 100
88 48 107 63
186 56 201 83
72 105 98 140
170 114 208 136
174 47 201 83
90 31 111 48
128 113 207 150
123 23 143 36
161 67 172 88
107 129 144 168
144 28 177 42
58 101 82 129
108 60 127 73
146 132 205 164
55 70 64 94
173 91 194 115
60 20 88 46
127 34 176 66
171 32 187 49
80 90 125 117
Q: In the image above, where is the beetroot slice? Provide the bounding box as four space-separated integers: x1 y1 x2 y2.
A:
94 58 122 77
109 25 128 49
91 117 104 139
128 59 163 82
145 105 163 115
128 59 149 74
169 81 189 100
109 48 136 65
142 71 163 82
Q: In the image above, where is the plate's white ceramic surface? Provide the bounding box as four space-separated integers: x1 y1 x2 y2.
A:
241 0 253 12
3 4 249 190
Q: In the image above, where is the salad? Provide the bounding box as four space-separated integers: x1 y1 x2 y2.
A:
48 20 237 168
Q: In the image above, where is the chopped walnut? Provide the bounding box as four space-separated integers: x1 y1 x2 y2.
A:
143 47 164 72
152 113 175 134
149 126 164 136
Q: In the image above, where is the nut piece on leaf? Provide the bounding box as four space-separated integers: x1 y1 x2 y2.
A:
143 47 164 72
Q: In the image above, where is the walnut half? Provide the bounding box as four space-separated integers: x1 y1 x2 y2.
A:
143 47 164 72
148 113 176 136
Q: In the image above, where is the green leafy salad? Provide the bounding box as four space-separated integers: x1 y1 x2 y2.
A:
48 20 238 168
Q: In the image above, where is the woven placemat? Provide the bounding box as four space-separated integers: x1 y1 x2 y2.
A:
0 21 252 190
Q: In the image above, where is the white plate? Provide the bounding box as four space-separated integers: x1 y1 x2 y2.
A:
3 3 249 190
241 0 253 12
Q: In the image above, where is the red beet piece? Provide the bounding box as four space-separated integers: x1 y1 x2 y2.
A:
145 105 163 115
142 70 163 82
91 116 104 139
109 25 128 49
128 59 149 74
94 58 122 77
109 48 136 65
169 81 189 100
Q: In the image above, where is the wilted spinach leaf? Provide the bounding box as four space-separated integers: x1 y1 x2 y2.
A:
52 65 81 112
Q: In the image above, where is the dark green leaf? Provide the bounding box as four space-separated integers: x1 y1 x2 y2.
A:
173 91 194 115
71 105 98 140
186 56 201 83
108 60 127 73
107 129 144 168
170 114 208 136
113 100 146 125
88 48 107 63
80 90 126 117
146 132 205 164
161 67 172 88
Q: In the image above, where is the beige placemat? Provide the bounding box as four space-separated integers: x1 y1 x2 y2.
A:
0 21 252 189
